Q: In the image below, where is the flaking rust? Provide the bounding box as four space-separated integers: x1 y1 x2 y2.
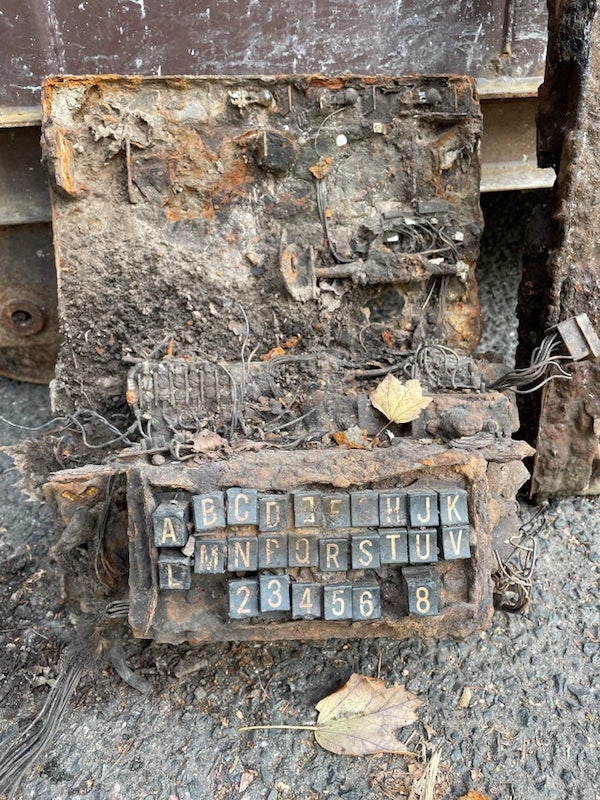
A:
41 74 483 417
41 74 533 642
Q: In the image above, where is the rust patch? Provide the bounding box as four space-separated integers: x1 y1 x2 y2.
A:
49 127 79 197
163 129 254 222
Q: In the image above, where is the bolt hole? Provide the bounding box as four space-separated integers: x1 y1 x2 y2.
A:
11 309 34 329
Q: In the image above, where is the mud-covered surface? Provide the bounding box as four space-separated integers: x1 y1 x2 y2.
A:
1 193 599 799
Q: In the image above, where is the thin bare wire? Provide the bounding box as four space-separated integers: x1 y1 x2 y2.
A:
491 332 573 393
94 475 126 591
0 409 138 450
218 362 240 441
263 406 319 434
412 343 460 388
0 654 85 799
313 106 347 157
492 503 547 612
237 302 250 401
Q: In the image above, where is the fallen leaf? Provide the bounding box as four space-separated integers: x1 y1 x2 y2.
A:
332 426 371 450
239 674 420 757
262 335 302 361
189 430 230 454
238 770 256 793
370 374 432 425
262 346 286 361
282 334 302 350
314 674 420 756
457 792 492 800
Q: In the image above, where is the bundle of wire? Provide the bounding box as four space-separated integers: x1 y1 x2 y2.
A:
490 331 573 394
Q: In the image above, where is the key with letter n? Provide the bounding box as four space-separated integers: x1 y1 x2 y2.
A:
227 536 258 571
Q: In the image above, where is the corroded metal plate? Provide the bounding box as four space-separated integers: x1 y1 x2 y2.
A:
42 74 483 417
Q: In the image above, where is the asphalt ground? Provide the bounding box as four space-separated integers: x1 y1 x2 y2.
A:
0 190 598 800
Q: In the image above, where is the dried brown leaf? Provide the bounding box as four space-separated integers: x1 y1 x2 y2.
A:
314 673 420 756
189 430 230 454
262 346 286 361
370 374 432 425
238 770 256 793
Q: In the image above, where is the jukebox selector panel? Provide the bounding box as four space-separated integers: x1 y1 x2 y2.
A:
152 485 472 622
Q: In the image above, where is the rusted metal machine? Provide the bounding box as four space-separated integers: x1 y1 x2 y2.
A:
40 74 533 642
5 2 600 642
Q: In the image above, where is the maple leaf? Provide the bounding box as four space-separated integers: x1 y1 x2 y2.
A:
239 673 420 757
370 374 432 425
313 674 420 756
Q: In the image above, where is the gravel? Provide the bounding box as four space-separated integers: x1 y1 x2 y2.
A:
0 191 599 800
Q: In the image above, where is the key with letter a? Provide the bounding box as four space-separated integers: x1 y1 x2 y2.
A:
153 500 190 547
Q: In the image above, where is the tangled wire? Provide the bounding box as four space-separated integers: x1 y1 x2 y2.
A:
492 503 548 612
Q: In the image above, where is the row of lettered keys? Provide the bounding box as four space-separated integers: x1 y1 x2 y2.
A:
189 525 470 574
228 567 440 620
153 486 470 547
157 527 467 596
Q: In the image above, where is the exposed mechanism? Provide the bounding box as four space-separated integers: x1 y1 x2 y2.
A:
40 75 534 643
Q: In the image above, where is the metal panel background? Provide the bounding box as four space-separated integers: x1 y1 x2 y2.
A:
1 0 548 109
